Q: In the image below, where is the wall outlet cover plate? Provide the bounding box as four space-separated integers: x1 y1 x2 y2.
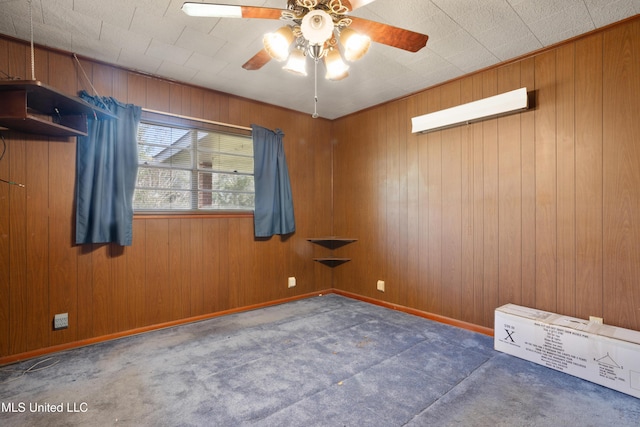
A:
54 313 69 330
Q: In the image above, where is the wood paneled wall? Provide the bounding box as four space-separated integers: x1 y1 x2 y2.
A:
0 37 333 360
331 17 640 331
1 17 639 360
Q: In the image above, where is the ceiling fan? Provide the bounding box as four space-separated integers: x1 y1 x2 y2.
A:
182 0 429 116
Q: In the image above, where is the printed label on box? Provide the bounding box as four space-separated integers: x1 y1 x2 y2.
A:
495 304 640 399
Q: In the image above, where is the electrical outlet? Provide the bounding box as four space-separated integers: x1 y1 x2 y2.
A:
376 280 385 292
53 313 68 330
288 277 296 288
589 316 603 324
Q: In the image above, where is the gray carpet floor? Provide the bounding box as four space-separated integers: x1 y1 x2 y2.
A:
1 294 639 426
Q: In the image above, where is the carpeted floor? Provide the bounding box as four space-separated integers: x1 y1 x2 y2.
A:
1 294 639 426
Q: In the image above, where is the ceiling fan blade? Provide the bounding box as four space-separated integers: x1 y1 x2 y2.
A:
182 3 283 20
240 5 283 19
349 17 428 53
343 0 377 11
242 49 272 71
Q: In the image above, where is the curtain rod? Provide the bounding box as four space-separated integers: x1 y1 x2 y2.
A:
141 108 252 132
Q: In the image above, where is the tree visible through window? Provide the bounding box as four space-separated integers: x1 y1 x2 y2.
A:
134 115 254 212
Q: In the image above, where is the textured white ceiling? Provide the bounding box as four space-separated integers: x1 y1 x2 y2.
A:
0 0 637 119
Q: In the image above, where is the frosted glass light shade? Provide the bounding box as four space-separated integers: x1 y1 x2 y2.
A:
283 49 307 76
324 49 349 80
301 10 334 45
263 26 295 62
340 28 370 61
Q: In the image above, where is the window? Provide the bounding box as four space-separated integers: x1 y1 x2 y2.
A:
134 113 254 212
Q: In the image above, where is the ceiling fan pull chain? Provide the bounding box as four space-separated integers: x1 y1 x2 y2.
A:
312 58 319 118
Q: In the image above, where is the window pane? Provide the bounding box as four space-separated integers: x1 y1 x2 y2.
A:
198 152 253 174
197 131 252 154
197 131 253 174
138 123 191 148
136 167 191 190
140 146 192 169
197 171 254 209
134 189 192 210
138 124 193 168
198 192 255 210
134 116 254 212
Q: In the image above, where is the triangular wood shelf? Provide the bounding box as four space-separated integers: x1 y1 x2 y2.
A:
306 237 357 250
307 237 357 267
313 258 351 267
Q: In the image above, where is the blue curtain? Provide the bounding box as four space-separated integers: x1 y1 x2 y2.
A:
252 124 295 237
75 91 141 246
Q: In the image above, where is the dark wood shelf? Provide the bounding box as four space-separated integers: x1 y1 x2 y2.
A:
0 80 115 137
313 257 351 267
306 237 358 250
307 237 357 267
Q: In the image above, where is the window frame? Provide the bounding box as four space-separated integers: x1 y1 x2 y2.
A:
133 110 254 217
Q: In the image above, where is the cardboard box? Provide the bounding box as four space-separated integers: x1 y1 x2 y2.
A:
495 304 640 399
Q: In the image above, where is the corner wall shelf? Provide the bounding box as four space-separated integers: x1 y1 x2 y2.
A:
312 257 352 267
307 237 357 267
0 80 115 137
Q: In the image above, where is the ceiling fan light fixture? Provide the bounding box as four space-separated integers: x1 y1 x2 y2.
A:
324 49 349 80
181 3 242 18
300 9 335 45
340 28 371 61
263 26 295 62
283 48 307 76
